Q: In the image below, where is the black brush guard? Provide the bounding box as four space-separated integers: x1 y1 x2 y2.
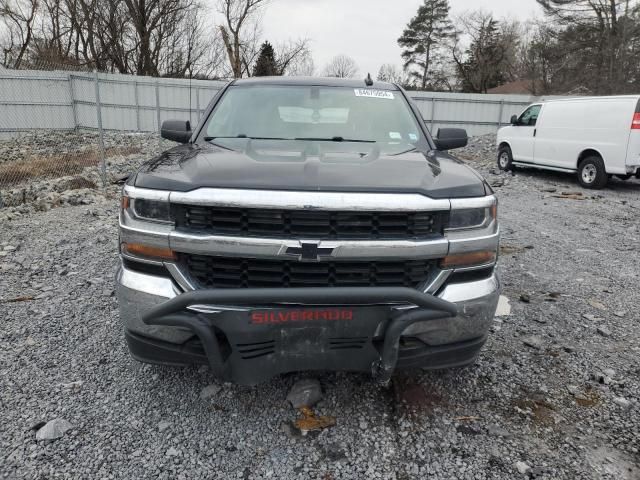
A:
142 287 458 385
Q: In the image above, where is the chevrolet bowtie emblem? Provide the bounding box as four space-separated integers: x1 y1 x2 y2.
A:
285 242 335 261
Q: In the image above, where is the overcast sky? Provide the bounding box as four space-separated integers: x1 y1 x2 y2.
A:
257 0 543 76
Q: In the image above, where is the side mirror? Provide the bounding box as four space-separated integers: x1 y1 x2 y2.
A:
434 128 468 151
161 120 192 143
510 115 519 125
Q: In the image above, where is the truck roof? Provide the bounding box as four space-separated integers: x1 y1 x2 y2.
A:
231 76 399 91
542 95 640 104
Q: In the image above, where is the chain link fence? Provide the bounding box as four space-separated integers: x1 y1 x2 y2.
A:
0 67 226 210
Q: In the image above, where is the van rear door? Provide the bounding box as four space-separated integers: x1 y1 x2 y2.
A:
625 98 640 172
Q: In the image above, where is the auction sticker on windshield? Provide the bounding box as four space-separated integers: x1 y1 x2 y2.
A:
354 89 395 99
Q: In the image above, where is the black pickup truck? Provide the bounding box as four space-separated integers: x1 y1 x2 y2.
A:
116 77 500 385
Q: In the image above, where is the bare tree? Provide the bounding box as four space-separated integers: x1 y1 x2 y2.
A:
0 0 227 76
217 0 267 78
323 54 358 78
119 0 197 76
536 0 640 94
283 47 314 76
34 0 74 65
377 63 404 83
161 6 225 78
0 0 308 80
516 20 558 94
274 38 310 75
0 0 39 68
216 2 311 77
452 11 518 93
73 0 127 71
59 0 105 70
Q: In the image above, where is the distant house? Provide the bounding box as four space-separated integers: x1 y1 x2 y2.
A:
487 79 540 95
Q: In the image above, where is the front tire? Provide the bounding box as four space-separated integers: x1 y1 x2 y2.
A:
577 156 608 189
497 146 513 171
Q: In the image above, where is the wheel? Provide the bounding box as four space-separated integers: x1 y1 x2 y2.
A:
616 174 632 181
497 146 513 171
577 156 608 189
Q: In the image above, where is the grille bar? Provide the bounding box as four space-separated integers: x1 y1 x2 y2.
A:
183 254 435 290
175 205 447 240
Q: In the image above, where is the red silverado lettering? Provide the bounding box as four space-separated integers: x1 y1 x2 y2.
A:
251 309 353 325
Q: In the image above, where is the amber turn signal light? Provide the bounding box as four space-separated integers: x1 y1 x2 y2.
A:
121 195 130 210
440 251 496 269
122 242 176 261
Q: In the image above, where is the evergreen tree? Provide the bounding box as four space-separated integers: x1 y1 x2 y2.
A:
455 17 508 93
398 0 454 90
253 41 279 76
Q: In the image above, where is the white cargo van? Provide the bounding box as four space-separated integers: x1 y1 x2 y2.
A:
496 96 640 188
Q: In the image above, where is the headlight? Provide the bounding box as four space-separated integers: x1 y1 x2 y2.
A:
131 198 173 223
447 201 497 231
121 187 174 223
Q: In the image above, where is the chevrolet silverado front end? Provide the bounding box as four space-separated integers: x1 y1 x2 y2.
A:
115 77 500 385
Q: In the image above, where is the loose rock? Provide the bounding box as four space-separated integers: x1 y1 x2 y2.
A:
286 378 323 409
200 384 222 400
522 336 544 350
166 447 180 457
495 295 511 317
588 299 607 310
515 461 531 475
35 418 73 441
613 397 632 410
158 421 172 432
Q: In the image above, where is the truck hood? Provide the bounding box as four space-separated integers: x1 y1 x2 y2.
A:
132 141 487 199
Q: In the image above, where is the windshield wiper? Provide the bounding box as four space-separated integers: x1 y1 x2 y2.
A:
203 136 241 150
294 136 376 143
245 136 293 140
205 135 377 143
204 135 292 141
389 147 418 156
205 135 242 141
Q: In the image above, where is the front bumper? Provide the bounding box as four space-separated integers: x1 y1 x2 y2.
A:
116 264 500 384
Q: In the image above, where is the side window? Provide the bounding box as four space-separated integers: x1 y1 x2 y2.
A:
518 105 542 127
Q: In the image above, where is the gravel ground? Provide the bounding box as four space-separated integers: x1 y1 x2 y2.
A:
0 130 170 165
0 131 175 216
1 136 639 479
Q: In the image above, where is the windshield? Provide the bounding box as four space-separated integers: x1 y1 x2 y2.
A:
202 85 425 153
